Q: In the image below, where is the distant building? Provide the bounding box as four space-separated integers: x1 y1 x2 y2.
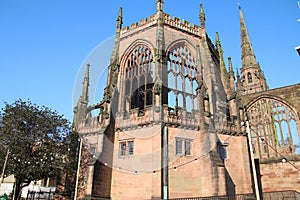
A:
73 1 300 199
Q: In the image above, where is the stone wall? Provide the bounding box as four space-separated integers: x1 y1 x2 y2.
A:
259 157 300 193
218 134 253 195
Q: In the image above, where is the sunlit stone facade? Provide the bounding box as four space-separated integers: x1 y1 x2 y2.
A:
73 2 300 199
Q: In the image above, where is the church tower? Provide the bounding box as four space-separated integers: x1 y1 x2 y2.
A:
74 2 255 199
237 6 268 95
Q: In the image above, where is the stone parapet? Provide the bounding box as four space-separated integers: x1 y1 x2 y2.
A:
120 13 205 40
163 13 203 37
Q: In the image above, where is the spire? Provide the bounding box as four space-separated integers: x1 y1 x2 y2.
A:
215 32 226 74
239 5 257 68
155 0 165 63
156 0 164 12
228 57 235 92
215 32 229 93
238 5 268 94
110 7 122 62
228 57 234 77
82 64 90 103
200 4 206 28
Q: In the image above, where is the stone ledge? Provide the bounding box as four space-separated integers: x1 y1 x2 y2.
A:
260 154 300 164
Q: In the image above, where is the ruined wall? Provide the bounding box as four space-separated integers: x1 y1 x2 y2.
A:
241 84 300 113
241 83 300 193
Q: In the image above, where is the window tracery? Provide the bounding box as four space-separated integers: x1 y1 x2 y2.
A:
247 98 300 158
123 45 154 114
167 46 198 113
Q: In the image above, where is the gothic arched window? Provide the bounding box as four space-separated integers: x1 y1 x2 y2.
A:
123 45 154 114
247 98 300 158
167 45 198 112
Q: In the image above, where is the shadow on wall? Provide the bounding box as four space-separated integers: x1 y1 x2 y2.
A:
225 168 236 198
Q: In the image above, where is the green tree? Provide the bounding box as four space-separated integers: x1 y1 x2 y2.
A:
0 99 72 199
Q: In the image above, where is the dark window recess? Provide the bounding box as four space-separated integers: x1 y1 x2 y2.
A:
218 142 228 160
247 72 253 83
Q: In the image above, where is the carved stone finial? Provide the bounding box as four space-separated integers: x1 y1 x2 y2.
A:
84 63 90 84
200 4 206 28
239 5 257 69
215 32 220 43
116 7 123 30
228 57 234 75
156 0 164 12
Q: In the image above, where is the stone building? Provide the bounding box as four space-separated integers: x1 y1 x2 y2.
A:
73 1 300 199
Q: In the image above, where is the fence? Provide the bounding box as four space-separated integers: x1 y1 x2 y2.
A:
263 190 300 200
26 189 55 200
169 191 300 200
169 193 256 200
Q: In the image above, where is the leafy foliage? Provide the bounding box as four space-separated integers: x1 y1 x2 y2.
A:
0 99 72 198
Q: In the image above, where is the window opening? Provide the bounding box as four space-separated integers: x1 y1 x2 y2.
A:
119 141 134 157
176 138 193 156
247 72 253 83
167 46 198 112
248 98 300 157
123 45 154 114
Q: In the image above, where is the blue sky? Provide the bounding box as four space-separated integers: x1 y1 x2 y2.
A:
0 0 299 121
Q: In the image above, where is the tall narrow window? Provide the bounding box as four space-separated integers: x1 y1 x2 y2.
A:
120 142 126 157
247 72 253 83
185 140 192 155
128 141 134 155
176 139 183 155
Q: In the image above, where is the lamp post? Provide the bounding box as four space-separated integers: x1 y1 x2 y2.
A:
72 137 82 200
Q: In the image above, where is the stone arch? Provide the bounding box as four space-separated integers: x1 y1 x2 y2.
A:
245 95 300 157
166 39 199 112
166 38 197 58
120 39 155 74
246 94 299 119
119 40 155 116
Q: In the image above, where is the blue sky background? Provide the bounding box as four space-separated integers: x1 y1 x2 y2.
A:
1 0 299 121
